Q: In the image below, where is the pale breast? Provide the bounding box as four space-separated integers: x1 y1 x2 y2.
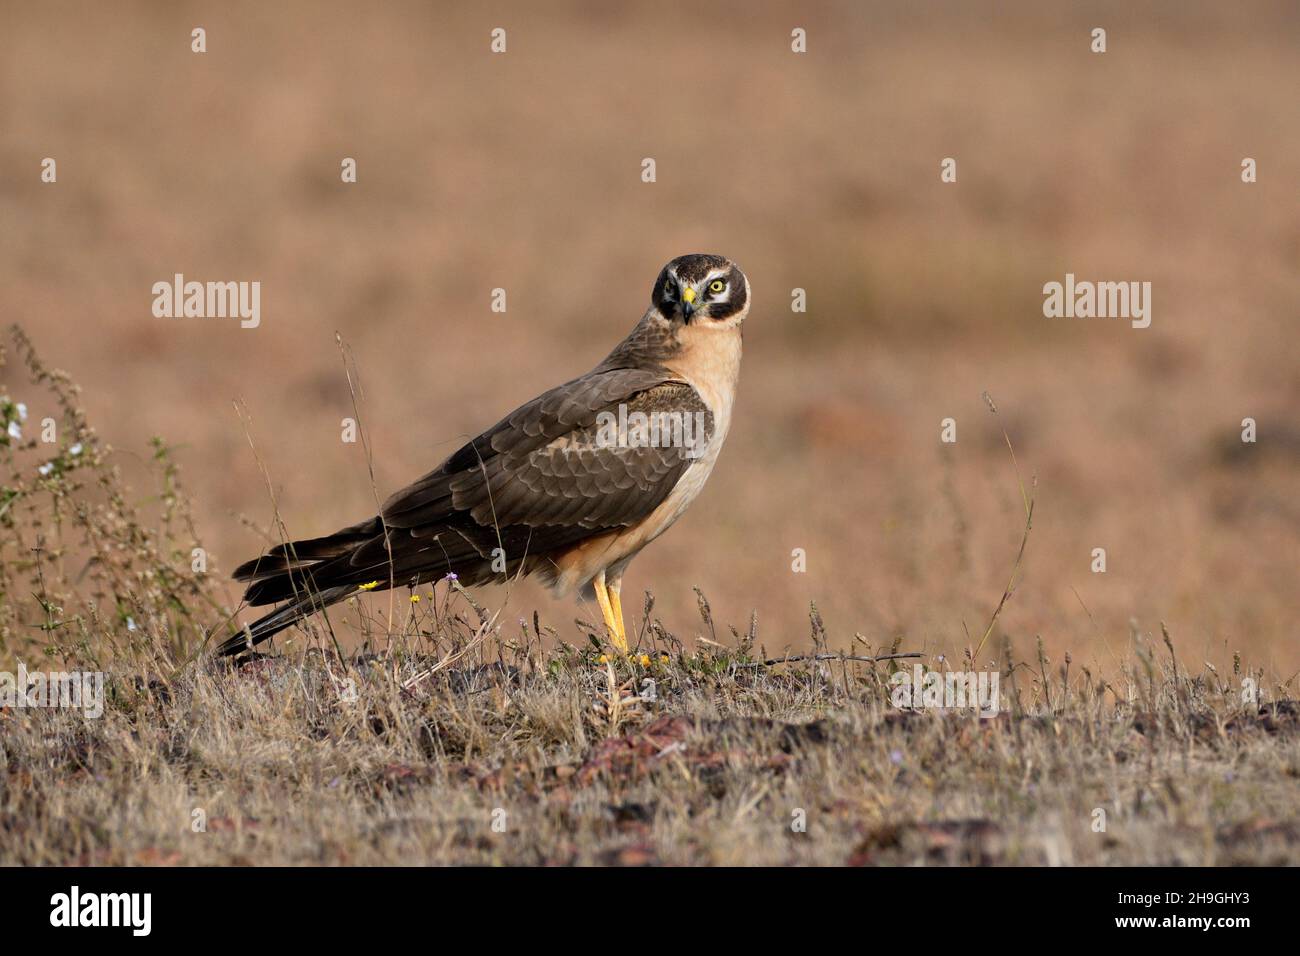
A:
636 323 742 533
666 323 743 441
546 325 742 595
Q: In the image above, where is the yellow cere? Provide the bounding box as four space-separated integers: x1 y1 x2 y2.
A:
682 287 697 304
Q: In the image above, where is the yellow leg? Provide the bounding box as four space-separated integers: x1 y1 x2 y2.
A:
608 581 629 653
593 570 628 653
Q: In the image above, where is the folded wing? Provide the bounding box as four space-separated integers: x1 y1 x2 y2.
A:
233 368 715 607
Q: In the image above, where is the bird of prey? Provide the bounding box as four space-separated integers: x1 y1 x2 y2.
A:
218 253 749 656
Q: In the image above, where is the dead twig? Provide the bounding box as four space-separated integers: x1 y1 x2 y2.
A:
737 652 923 669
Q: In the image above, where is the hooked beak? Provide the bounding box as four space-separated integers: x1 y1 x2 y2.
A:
680 286 697 322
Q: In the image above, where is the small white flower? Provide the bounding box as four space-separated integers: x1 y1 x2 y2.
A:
126 617 137 631
6 421 20 440
69 442 83 456
38 462 54 476
15 403 27 422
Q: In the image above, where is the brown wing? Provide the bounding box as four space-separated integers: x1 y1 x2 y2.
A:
239 369 715 603
368 370 714 565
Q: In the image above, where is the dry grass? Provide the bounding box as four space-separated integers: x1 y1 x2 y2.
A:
7 641 1300 866
2 331 1297 866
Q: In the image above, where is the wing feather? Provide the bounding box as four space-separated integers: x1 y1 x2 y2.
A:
239 368 715 605
383 370 713 540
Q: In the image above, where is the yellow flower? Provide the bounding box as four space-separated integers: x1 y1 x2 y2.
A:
597 654 610 664
410 594 420 603
358 581 380 591
659 655 670 664
638 654 651 666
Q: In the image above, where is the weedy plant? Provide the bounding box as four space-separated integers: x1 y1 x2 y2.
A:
0 325 215 675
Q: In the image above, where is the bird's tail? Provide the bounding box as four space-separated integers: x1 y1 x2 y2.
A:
217 521 381 656
215 584 355 656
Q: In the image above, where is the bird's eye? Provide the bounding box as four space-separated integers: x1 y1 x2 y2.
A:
708 279 726 295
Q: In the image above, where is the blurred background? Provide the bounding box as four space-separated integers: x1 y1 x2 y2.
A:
2 0 1296 673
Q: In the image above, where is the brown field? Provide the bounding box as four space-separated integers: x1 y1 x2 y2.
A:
5 629 1300 866
0 1 1297 865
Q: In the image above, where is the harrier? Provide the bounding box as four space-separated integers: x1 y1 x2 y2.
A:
218 253 749 656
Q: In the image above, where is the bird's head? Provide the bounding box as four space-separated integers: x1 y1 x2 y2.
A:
651 254 749 328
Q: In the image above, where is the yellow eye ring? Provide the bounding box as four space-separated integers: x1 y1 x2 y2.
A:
709 279 726 294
